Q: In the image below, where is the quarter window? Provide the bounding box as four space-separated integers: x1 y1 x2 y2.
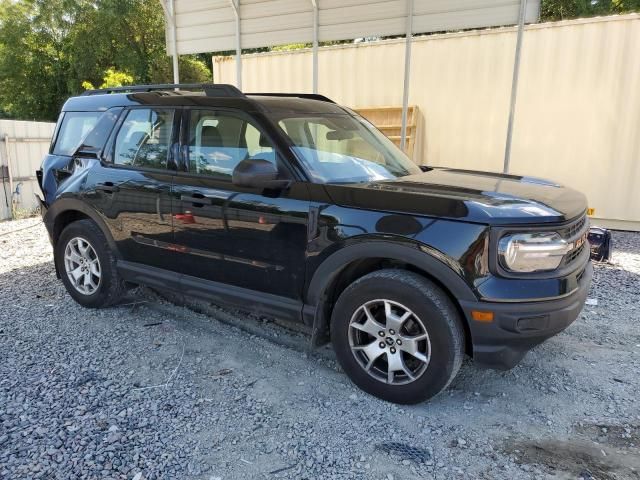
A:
187 110 276 178
53 112 103 156
113 108 174 169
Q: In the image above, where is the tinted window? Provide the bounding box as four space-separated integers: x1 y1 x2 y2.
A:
53 112 103 156
75 108 122 156
113 108 174 169
187 110 276 178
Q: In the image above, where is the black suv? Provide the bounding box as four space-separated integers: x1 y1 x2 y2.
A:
37 84 592 404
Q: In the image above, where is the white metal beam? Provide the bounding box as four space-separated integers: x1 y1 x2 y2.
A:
503 0 528 173
158 0 168 17
400 0 414 154
159 0 180 83
311 0 319 94
229 0 242 89
170 0 180 84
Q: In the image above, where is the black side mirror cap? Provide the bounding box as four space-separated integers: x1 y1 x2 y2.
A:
232 158 290 190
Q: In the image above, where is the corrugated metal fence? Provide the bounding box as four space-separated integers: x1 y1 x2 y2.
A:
0 120 55 221
214 14 640 231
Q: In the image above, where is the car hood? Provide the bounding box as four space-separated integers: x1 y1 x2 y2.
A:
323 167 587 225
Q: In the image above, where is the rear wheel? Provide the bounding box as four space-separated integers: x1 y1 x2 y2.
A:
55 219 125 308
330 269 465 404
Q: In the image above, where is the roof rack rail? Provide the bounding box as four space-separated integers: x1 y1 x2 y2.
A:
80 83 245 98
246 92 335 103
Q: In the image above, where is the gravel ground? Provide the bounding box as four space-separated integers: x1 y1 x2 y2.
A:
0 217 639 480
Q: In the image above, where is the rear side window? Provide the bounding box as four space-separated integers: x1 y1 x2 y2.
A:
113 108 174 169
52 112 103 156
75 108 121 156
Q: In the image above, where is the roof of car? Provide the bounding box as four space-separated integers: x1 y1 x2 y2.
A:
61 87 349 115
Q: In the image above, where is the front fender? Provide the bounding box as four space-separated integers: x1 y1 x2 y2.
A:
306 240 478 306
305 239 480 347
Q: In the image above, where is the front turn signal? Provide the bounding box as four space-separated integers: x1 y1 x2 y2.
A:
471 310 494 323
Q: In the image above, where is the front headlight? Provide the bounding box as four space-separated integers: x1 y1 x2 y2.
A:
498 232 570 273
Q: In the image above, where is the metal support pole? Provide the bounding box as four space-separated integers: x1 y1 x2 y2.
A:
400 0 413 154
3 135 15 218
503 0 527 173
160 0 180 84
230 0 242 89
169 1 180 84
311 0 319 94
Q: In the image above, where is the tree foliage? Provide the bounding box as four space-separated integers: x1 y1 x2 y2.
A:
0 0 211 121
81 68 135 90
540 0 640 21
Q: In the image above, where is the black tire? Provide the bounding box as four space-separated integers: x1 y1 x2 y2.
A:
55 219 125 308
330 269 465 404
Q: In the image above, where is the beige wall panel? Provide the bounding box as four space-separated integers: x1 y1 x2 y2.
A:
215 14 640 227
0 120 55 220
510 16 640 224
409 29 516 172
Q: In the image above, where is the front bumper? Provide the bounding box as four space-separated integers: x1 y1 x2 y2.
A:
460 261 593 370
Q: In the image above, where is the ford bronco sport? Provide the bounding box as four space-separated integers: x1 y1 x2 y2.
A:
37 83 592 404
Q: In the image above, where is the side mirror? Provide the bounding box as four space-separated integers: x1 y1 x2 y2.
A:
232 158 290 189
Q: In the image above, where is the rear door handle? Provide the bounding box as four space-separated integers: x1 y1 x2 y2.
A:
181 194 212 206
96 182 120 193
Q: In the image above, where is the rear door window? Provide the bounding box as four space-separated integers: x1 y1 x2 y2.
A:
112 108 175 169
52 112 103 156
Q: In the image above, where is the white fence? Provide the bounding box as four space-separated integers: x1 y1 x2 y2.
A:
214 14 640 231
0 120 55 221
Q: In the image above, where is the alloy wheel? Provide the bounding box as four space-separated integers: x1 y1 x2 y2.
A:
348 299 431 385
63 237 101 295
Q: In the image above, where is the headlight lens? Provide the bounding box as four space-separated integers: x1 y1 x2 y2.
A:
498 232 570 272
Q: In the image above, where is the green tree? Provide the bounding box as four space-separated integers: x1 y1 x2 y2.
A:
0 0 211 121
0 0 87 120
541 0 640 21
82 68 135 90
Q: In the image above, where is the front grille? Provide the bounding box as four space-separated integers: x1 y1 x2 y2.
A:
564 241 586 265
560 214 588 267
559 215 586 239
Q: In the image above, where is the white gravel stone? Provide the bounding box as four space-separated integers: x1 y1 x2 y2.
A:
1 218 639 479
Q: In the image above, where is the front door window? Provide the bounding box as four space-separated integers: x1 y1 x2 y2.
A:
187 110 277 178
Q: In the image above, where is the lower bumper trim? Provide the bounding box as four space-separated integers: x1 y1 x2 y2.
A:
461 261 593 370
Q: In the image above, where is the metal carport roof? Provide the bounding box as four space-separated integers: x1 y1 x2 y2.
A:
159 0 541 171
166 0 539 53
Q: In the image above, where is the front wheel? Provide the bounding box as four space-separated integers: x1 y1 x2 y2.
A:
55 219 125 308
330 269 465 404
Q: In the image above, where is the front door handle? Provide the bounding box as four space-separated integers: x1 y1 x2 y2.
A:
181 194 212 206
96 182 120 193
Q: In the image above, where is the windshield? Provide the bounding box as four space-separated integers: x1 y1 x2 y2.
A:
275 113 421 184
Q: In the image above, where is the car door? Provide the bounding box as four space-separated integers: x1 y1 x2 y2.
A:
85 105 181 272
171 108 310 305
